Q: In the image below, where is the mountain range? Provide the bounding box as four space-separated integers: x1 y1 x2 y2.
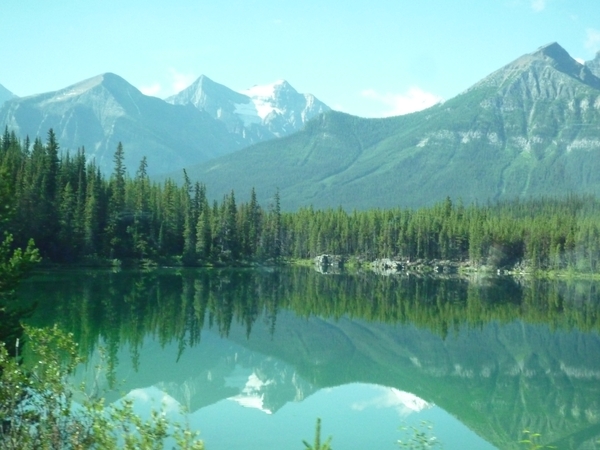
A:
175 42 600 209
165 75 329 145
0 74 328 175
2 42 600 209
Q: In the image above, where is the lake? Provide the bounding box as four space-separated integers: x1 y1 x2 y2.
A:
17 267 600 449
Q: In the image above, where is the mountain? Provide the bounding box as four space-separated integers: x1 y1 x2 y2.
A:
586 50 600 78
166 75 330 145
0 83 16 107
175 43 600 210
0 73 244 175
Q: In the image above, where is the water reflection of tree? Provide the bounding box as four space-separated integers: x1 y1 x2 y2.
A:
19 267 600 449
22 268 600 364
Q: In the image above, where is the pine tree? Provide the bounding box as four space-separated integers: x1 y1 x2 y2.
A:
105 142 127 259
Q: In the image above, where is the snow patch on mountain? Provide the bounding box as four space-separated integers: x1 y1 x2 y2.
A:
227 371 274 414
167 76 330 144
238 80 285 121
351 386 432 417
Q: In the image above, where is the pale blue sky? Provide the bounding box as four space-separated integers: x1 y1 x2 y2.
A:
2 0 599 117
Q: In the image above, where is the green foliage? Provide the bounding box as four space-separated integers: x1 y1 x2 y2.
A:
397 421 442 449
5 130 600 274
0 325 205 450
0 234 40 296
519 430 556 449
302 418 333 450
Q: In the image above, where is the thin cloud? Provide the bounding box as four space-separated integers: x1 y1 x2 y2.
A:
361 87 443 118
168 69 196 95
585 28 600 52
531 0 546 12
139 82 162 97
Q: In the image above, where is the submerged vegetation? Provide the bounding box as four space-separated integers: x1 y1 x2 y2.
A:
2 129 600 274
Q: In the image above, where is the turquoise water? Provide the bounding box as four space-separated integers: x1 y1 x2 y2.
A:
18 268 600 449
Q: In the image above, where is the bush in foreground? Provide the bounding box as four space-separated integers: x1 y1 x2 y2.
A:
0 325 204 450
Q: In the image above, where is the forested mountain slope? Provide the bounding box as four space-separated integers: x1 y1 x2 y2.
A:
177 43 600 210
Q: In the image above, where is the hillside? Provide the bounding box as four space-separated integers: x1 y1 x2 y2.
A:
175 43 600 210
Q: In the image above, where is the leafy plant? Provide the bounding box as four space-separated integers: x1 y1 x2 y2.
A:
303 417 333 450
0 324 204 449
519 430 556 450
397 421 442 449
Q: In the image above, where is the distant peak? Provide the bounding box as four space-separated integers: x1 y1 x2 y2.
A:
273 80 296 91
71 72 129 89
100 72 126 81
526 42 600 86
194 74 215 85
44 72 141 103
531 42 572 62
178 75 233 95
241 80 297 99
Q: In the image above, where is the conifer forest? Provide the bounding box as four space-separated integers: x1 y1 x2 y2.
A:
3 128 600 272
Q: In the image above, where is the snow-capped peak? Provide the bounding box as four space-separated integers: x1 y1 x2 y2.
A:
240 80 292 99
235 80 294 123
228 372 274 414
167 75 330 142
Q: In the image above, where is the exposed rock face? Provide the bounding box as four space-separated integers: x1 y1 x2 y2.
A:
0 83 16 107
585 50 600 78
371 258 459 275
314 254 344 273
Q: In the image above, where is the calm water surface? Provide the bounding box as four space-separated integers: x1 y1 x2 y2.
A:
18 267 600 449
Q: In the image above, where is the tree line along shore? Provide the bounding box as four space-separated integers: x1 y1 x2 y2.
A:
2 128 600 275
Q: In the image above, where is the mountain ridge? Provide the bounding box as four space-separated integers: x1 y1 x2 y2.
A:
166 75 330 145
0 83 16 107
172 42 600 210
0 73 245 174
0 73 329 174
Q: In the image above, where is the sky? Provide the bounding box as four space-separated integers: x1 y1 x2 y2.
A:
2 0 600 118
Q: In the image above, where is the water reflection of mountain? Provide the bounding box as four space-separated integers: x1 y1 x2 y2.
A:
19 268 600 449
82 330 318 415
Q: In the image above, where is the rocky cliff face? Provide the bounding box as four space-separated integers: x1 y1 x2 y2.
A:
585 50 600 78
